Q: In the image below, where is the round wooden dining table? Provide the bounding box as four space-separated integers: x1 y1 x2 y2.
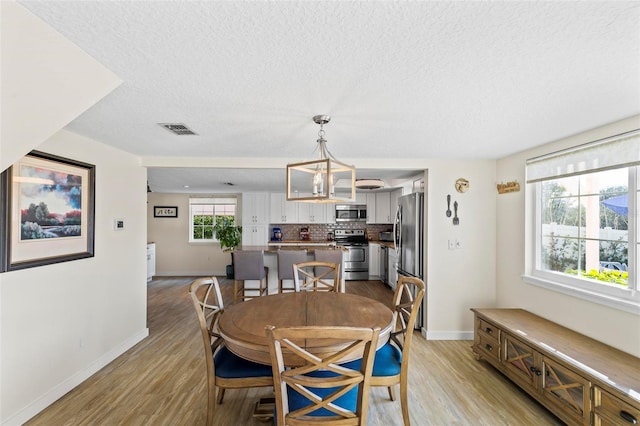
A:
218 291 394 366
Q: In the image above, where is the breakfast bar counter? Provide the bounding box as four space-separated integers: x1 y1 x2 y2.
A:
231 244 346 294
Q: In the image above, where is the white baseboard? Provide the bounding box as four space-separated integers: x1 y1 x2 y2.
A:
155 271 225 277
3 328 149 426
422 329 474 340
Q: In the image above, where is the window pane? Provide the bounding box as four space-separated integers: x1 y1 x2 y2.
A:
190 202 237 242
541 235 579 272
539 167 630 288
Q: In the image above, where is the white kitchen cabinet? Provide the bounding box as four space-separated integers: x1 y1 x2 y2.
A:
366 193 376 223
270 193 298 223
355 193 367 204
243 192 269 225
375 192 391 223
369 242 381 279
298 202 327 223
146 243 156 282
242 224 269 246
325 204 336 224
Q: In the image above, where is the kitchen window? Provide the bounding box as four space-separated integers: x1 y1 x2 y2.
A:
189 197 237 243
524 130 640 314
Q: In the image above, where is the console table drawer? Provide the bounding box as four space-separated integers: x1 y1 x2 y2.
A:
594 387 640 425
477 318 499 343
476 333 500 362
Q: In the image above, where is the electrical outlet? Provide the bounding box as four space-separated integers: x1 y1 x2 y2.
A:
455 239 462 249
448 240 455 250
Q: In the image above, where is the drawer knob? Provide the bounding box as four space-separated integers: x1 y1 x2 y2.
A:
620 410 637 424
485 327 493 334
485 344 493 352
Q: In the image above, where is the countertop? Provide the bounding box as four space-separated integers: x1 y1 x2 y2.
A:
234 244 346 253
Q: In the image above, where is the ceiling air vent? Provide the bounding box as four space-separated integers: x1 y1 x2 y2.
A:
158 123 198 135
355 179 385 190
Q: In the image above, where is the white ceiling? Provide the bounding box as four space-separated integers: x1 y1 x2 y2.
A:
18 1 640 193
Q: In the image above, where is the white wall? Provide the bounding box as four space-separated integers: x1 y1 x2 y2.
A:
146 192 237 276
423 160 497 339
0 1 121 171
0 131 148 425
496 115 640 357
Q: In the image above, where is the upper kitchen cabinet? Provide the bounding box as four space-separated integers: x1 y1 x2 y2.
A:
374 192 391 223
242 192 269 224
270 193 298 223
390 189 401 219
365 192 394 224
298 202 327 223
366 193 376 224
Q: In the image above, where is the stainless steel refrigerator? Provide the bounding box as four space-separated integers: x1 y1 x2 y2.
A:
394 192 424 328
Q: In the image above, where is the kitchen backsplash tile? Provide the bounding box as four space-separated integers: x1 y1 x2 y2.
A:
271 223 392 242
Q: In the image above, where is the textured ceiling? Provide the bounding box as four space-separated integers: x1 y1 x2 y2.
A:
17 1 640 193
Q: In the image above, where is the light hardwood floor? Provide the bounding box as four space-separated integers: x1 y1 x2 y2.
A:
26 277 563 425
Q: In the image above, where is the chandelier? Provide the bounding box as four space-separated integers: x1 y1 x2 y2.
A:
286 115 356 203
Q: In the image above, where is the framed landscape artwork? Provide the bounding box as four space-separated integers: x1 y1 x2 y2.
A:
0 151 95 272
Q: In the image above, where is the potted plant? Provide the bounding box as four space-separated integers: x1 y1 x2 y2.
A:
213 216 242 278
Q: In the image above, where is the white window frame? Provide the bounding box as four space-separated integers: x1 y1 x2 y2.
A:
523 130 640 315
188 197 238 243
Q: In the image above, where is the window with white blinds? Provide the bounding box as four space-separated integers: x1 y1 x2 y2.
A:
524 129 640 314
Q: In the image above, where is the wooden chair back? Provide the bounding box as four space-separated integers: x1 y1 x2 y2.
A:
265 325 381 425
293 261 341 292
313 249 345 292
391 275 425 354
188 277 225 423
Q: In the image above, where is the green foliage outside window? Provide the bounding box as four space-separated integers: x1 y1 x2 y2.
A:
193 215 214 240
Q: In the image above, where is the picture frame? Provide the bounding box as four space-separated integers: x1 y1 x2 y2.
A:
0 151 95 272
154 206 178 218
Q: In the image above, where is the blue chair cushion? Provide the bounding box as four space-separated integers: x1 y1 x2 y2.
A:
214 346 273 378
283 369 358 417
342 342 402 377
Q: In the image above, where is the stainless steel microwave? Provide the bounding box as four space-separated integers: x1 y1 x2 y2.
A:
335 204 367 222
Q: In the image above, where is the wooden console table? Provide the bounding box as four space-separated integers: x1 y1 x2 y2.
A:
471 308 639 426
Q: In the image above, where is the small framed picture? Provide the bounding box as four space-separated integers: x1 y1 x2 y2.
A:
154 206 178 218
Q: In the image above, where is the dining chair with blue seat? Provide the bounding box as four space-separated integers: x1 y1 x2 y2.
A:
188 277 273 425
265 324 381 425
342 275 425 426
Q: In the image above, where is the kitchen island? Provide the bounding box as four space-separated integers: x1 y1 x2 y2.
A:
232 243 346 294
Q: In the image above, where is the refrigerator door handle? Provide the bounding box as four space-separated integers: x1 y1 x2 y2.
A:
393 205 401 256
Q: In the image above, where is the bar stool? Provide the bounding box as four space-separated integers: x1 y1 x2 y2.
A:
233 251 269 303
277 249 308 293
313 249 345 292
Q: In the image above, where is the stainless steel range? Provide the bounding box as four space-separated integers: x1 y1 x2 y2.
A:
334 229 369 280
